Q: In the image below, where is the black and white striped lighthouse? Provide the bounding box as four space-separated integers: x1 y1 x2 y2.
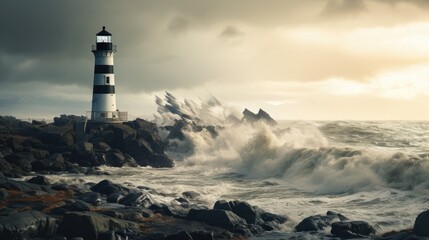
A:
89 26 127 123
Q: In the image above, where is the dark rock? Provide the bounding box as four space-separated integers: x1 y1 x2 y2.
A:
296 212 346 232
94 142 111 152
149 153 174 168
51 183 70 191
233 201 259 224
71 143 103 167
187 208 247 229
104 124 137 149
166 120 187 141
123 153 139 167
64 199 92 212
6 137 24 152
176 197 190 204
106 192 125 203
331 221 376 238
53 114 85 126
58 211 138 240
190 231 215 240
241 108 277 125
105 149 138 167
32 119 47 125
27 175 50 185
183 191 201 199
414 209 429 237
0 179 43 192
32 153 65 172
34 124 74 148
119 192 153 207
213 200 287 230
149 203 174 216
78 191 101 205
0 188 8 201
0 210 58 240
124 139 153 165
165 231 193 240
98 231 116 240
31 148 50 159
90 179 128 196
5 152 35 172
99 207 153 221
0 158 13 177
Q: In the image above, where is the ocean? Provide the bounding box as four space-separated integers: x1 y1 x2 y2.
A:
50 119 429 239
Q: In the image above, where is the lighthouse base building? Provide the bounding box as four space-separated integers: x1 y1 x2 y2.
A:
87 26 127 124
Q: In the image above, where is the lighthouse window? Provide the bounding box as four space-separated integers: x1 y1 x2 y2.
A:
106 76 110 84
97 35 111 43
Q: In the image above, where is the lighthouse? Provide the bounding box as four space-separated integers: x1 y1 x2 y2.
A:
89 26 127 123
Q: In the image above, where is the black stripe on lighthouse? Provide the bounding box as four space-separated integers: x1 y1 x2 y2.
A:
94 65 114 74
93 85 115 94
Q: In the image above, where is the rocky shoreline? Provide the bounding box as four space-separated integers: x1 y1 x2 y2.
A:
0 115 429 239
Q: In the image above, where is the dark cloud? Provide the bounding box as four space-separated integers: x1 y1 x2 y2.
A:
321 0 367 17
220 25 245 38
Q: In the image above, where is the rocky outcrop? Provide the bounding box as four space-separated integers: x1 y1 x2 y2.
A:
241 108 277 125
0 115 174 176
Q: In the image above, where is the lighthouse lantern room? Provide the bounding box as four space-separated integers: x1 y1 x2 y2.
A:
88 26 127 123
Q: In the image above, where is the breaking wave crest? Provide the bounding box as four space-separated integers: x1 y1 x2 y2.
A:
154 93 429 194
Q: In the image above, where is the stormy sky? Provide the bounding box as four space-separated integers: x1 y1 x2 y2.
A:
2 0 429 120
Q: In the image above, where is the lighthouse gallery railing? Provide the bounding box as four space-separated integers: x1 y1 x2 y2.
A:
87 111 128 122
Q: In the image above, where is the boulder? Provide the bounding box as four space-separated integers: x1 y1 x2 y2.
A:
32 153 65 172
414 209 429 237
58 211 139 240
124 139 153 165
149 203 174 216
214 200 287 227
106 192 124 203
331 221 376 238
5 152 35 172
34 125 74 148
296 211 346 232
104 124 136 149
78 191 101 205
0 210 58 240
233 201 259 224
187 209 247 229
118 192 153 207
30 148 50 160
104 150 137 167
0 158 13 177
64 199 92 212
214 200 233 211
148 154 174 168
90 179 128 196
27 175 50 185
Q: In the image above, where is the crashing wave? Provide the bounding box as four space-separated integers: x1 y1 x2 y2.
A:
153 92 429 194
